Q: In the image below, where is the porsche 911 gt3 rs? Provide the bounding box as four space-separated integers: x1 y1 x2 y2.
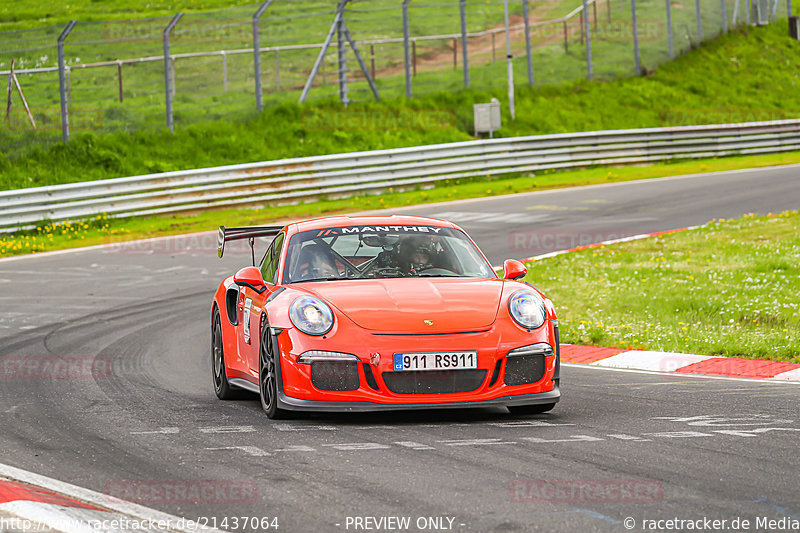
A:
211 215 560 419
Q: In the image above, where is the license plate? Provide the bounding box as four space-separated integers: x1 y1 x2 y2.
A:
393 351 478 371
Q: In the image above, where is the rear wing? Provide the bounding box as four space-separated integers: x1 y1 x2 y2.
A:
217 225 284 264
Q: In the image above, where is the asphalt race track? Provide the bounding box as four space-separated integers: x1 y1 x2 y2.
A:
1 166 799 532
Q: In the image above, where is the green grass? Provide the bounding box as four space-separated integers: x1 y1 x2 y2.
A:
3 148 800 257
526 211 800 362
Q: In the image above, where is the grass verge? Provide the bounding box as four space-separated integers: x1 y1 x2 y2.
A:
2 149 800 257
526 211 800 362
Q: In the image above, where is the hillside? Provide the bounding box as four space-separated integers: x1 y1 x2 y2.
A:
1 22 799 191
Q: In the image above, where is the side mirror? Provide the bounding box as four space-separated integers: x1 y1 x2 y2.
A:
502 259 527 281
233 266 267 294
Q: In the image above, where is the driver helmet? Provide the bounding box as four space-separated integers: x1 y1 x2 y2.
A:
399 236 436 273
296 244 337 279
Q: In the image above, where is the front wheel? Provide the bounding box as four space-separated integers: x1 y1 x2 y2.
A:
508 402 556 415
259 315 290 419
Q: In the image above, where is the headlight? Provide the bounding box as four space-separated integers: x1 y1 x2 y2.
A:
508 290 546 330
289 296 334 336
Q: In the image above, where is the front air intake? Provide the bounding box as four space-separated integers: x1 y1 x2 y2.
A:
311 361 360 391
504 343 552 386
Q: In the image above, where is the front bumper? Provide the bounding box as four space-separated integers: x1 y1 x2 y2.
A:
277 385 560 412
272 317 561 411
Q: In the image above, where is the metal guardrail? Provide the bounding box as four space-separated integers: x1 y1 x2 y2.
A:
2 118 800 233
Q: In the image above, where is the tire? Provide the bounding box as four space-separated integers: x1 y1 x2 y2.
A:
508 402 556 415
212 307 246 400
259 315 290 419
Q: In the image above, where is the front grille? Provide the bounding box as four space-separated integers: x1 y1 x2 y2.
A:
504 355 545 386
382 369 487 394
311 361 360 391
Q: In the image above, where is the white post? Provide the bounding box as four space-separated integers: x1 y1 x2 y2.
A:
504 0 515 120
222 51 228 92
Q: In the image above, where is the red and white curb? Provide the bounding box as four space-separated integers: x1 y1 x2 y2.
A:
562 344 800 382
0 463 223 533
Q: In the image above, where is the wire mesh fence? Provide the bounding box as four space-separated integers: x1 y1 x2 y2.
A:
1 0 796 159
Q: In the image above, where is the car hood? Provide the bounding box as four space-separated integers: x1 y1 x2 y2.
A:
301 278 503 333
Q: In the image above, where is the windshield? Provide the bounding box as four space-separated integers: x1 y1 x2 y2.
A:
282 225 496 283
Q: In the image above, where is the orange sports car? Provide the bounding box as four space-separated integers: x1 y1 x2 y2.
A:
211 215 560 419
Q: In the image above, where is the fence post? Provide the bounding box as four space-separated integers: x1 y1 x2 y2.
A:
163 13 183 134
563 20 569 51
632 0 641 75
57 20 77 143
5 63 11 120
275 49 281 90
117 60 123 102
300 9 342 103
460 0 470 87
666 0 674 58
504 0 515 119
403 0 412 97
582 0 593 79
370 43 376 80
337 0 349 107
253 0 274 112
412 40 417 76
593 0 598 29
695 0 703 40
722 0 728 32
222 51 228 92
342 26 381 101
523 0 534 85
